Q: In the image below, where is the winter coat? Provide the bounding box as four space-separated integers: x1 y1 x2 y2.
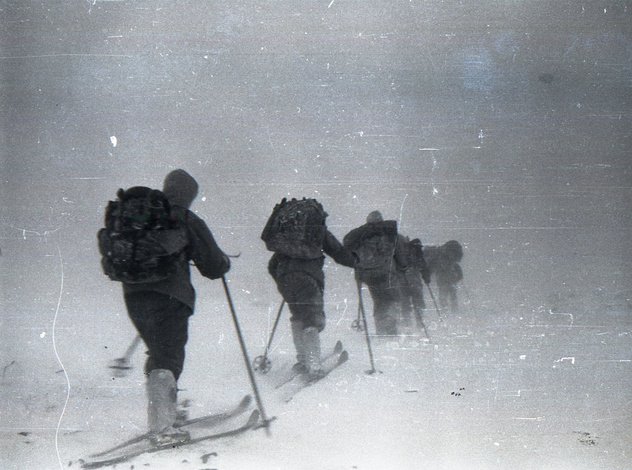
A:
268 230 356 288
343 220 407 272
123 170 230 309
423 244 463 287
401 237 431 284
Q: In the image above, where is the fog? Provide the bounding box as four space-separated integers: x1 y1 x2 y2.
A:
1 1 630 469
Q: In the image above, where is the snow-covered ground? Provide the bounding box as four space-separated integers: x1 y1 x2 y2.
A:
1 1 630 469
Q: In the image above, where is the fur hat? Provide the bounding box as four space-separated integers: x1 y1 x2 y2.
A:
163 169 198 209
366 210 384 223
444 240 463 262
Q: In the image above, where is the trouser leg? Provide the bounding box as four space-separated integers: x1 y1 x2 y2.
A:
362 271 399 336
447 285 459 312
124 292 192 381
409 284 427 332
124 292 192 439
275 272 326 376
369 288 399 335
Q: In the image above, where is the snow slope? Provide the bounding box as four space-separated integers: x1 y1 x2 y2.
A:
1 1 630 469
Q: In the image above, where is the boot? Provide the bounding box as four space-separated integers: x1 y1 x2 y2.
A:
291 321 308 374
147 369 190 445
302 326 324 380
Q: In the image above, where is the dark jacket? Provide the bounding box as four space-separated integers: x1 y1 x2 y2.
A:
268 230 356 287
343 220 407 271
123 171 229 309
423 243 463 286
403 237 431 284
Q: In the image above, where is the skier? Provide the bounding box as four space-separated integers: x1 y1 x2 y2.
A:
423 240 464 312
105 169 231 444
343 211 408 336
262 198 356 379
394 237 431 335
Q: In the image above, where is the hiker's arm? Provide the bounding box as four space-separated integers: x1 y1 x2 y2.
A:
187 212 230 280
342 226 364 250
393 234 409 271
323 230 356 268
410 238 431 284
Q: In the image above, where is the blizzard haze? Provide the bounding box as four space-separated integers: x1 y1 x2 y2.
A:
0 1 630 469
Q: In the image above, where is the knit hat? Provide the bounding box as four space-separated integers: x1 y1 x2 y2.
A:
366 210 384 223
163 169 198 209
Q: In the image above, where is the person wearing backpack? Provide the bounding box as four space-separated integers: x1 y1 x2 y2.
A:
423 240 464 312
262 198 356 379
98 169 230 445
394 237 431 335
343 211 408 336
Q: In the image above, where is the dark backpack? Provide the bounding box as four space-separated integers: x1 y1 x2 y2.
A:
97 186 188 284
343 220 397 270
261 197 328 259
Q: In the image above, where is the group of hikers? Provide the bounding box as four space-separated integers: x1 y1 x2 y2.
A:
97 169 464 444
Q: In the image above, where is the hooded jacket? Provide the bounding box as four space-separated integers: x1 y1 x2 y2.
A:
123 170 230 309
343 212 408 272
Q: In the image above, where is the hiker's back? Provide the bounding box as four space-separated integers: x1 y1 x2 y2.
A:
98 186 188 284
343 220 398 270
261 197 328 260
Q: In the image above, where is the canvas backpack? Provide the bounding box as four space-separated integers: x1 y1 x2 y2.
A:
344 220 398 270
261 197 328 259
97 186 188 284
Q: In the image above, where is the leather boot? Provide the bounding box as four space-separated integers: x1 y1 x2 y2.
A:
147 369 189 445
291 321 308 374
302 326 324 379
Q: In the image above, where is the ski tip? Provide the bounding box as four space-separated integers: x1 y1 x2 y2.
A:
334 340 343 353
242 394 253 407
338 350 349 363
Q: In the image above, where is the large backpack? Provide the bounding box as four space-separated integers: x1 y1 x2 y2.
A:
97 186 188 284
261 197 328 259
343 220 398 270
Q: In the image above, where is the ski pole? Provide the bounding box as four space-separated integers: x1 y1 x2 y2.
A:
253 300 285 374
460 280 473 305
221 276 272 435
356 276 378 375
108 335 142 377
425 282 442 322
413 273 431 340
